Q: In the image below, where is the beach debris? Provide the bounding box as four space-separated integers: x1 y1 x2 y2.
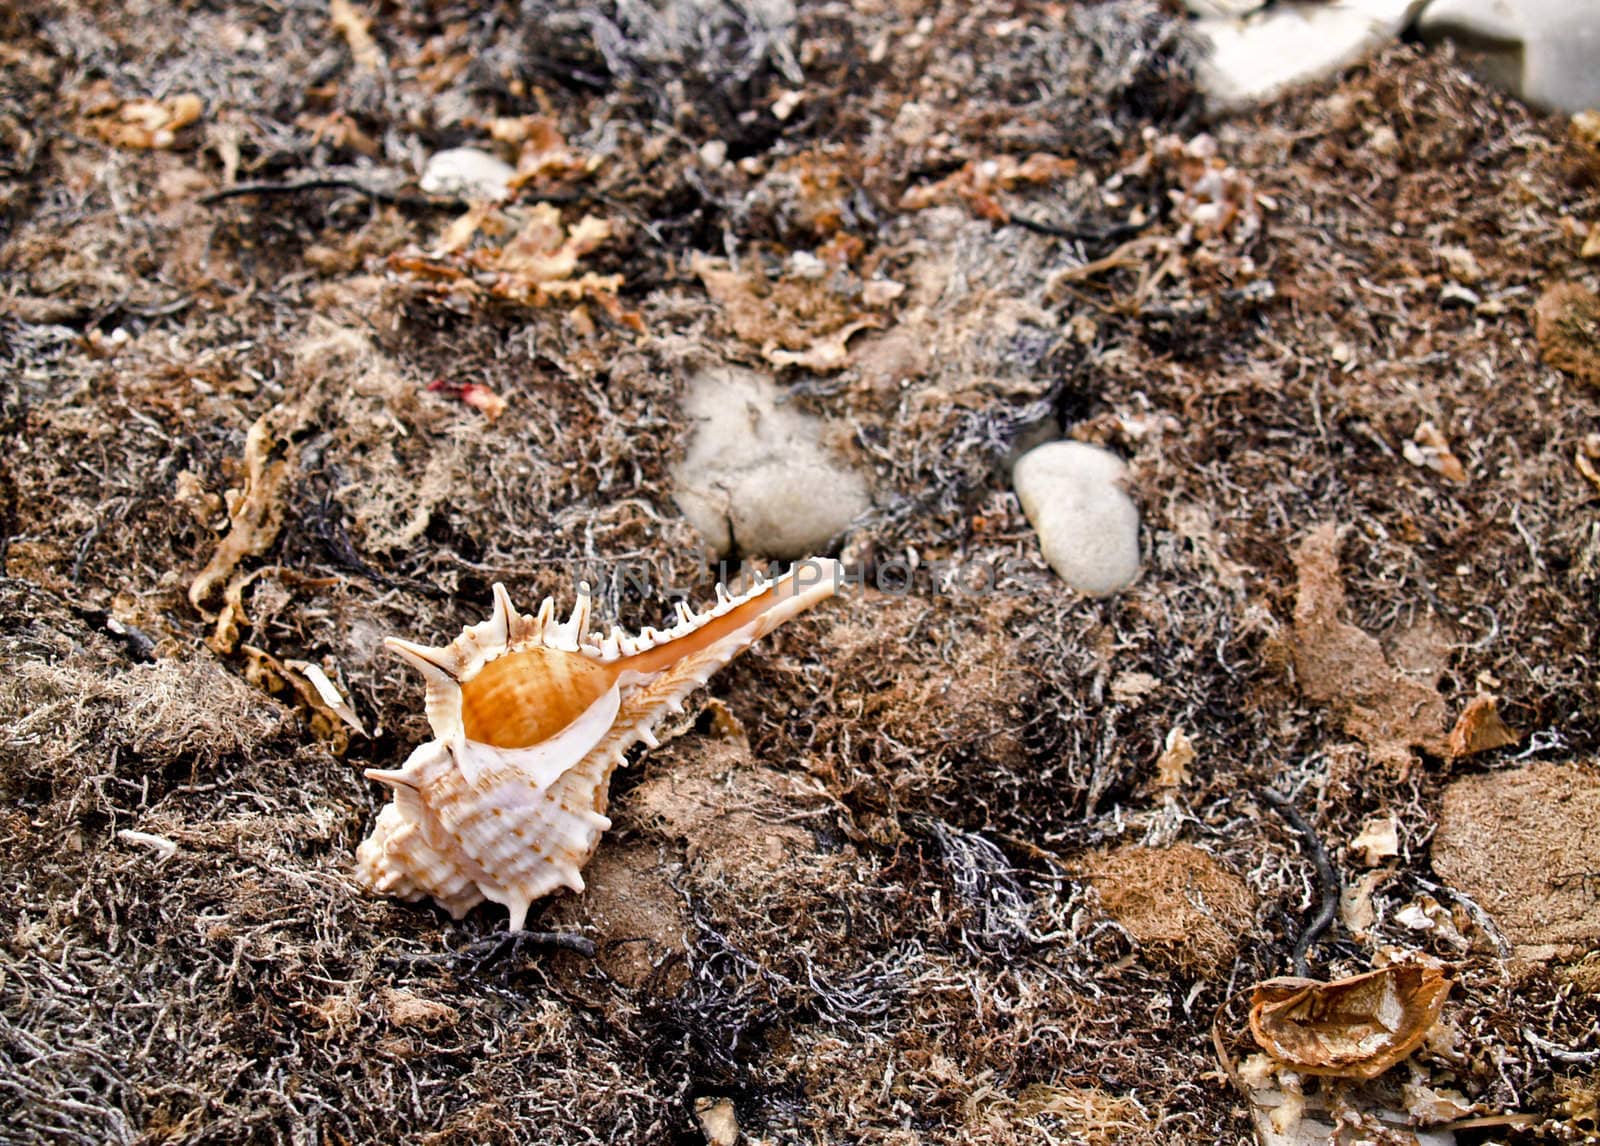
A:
672 365 872 559
1249 959 1452 1080
1012 441 1140 596
355 562 841 929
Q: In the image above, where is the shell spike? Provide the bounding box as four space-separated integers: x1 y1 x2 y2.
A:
568 583 593 637
364 766 418 789
490 583 518 640
385 636 459 680
674 601 696 627
531 597 557 643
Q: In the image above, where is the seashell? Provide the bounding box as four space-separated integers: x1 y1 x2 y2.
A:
355 559 841 929
1248 961 1452 1080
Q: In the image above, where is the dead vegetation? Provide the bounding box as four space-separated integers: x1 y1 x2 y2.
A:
1 1 1598 1143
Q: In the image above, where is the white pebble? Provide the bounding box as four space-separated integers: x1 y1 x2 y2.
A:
1193 0 1425 110
419 148 515 201
1012 441 1141 596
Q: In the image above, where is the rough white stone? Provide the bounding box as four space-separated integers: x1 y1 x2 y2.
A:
1418 0 1600 114
1012 442 1141 597
1186 0 1267 17
1194 0 1428 109
673 365 872 560
419 148 515 201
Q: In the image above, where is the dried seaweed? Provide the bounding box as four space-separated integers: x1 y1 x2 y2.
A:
0 1 1597 1143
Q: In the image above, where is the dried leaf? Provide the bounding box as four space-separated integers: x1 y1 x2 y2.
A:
1446 694 1518 759
1110 671 1161 706
764 317 883 372
899 153 1077 222
1578 441 1600 492
283 659 367 737
1154 726 1194 788
1339 869 1391 940
1534 282 1600 387
1402 420 1467 483
1124 131 1264 246
1249 962 1452 1080
330 0 383 72
1288 524 1450 768
392 203 640 329
88 92 204 150
188 388 319 615
243 644 353 755
1350 813 1399 866
492 116 597 188
694 253 886 372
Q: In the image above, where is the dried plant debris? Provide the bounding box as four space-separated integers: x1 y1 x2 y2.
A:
1080 843 1255 974
1286 524 1450 770
4 0 1600 1141
1534 281 1600 386
391 202 642 329
899 152 1079 224
1248 960 1452 1081
1432 761 1600 961
1121 129 1266 246
692 251 893 372
1445 693 1519 759
75 83 204 150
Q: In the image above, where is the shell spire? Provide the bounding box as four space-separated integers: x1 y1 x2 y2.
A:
355 558 843 930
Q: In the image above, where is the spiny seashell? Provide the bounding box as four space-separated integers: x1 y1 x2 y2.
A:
355 559 841 929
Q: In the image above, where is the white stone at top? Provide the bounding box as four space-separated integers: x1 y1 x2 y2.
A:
1012 441 1141 597
1418 0 1600 114
1193 0 1430 110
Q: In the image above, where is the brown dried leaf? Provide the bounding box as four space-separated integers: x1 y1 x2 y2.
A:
693 253 886 371
393 204 640 328
188 388 319 616
899 153 1077 222
1125 131 1264 246
380 987 459 1031
1403 420 1467 483
764 317 883 372
1153 726 1195 788
1249 962 1452 1080
1446 694 1518 759
1288 524 1450 768
1350 813 1399 866
1578 436 1600 492
329 0 383 72
88 92 204 150
242 643 351 755
1534 282 1600 386
492 116 596 188
1339 869 1392 941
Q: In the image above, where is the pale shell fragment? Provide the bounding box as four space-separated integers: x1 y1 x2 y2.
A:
355 559 841 929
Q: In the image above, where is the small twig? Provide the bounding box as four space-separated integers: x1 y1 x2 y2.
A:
199 177 593 211
1260 788 1341 978
1523 1027 1600 1065
70 519 102 586
198 178 454 210
1009 212 1150 245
